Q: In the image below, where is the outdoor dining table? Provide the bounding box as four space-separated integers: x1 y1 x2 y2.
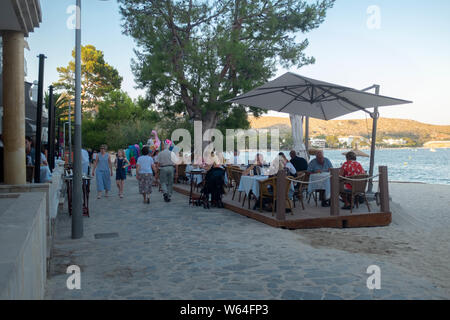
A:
307 172 331 200
238 175 270 198
186 166 228 185
64 175 92 217
187 168 206 186
238 174 296 207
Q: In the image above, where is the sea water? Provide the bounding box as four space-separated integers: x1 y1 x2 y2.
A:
233 148 450 185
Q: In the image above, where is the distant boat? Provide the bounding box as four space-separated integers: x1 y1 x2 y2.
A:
430 148 436 152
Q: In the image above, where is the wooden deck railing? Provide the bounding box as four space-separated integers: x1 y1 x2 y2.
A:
275 165 390 219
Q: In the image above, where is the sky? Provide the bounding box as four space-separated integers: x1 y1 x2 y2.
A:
24 0 450 125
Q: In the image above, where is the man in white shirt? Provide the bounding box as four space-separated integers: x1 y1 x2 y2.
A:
155 141 179 202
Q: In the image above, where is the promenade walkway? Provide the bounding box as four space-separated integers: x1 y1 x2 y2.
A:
45 176 447 300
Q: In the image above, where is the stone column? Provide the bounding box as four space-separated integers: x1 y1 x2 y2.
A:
2 31 26 185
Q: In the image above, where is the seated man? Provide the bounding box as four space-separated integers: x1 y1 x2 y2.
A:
307 150 333 207
307 150 333 174
243 153 264 176
289 150 308 172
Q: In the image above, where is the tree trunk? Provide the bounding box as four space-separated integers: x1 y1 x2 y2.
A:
201 110 219 152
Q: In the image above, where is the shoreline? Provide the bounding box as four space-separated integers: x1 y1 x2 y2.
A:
292 182 450 298
324 147 450 151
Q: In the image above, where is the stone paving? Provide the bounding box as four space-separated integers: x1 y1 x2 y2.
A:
45 176 447 300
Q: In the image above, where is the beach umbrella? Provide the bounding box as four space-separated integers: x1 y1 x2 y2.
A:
227 72 412 120
342 149 370 158
227 72 412 192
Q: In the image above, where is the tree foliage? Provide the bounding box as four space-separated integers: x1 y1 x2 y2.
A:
82 90 160 150
53 45 123 112
119 0 335 135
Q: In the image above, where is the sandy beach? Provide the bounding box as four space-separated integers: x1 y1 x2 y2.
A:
292 182 450 297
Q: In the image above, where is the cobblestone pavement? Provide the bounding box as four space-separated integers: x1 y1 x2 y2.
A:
45 176 447 300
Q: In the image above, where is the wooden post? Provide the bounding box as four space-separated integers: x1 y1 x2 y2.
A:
275 170 286 221
379 166 390 212
330 168 340 216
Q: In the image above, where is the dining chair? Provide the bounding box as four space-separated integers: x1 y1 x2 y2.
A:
258 177 276 214
291 172 308 210
284 176 294 215
340 174 370 213
177 164 187 184
230 168 243 202
224 165 234 192
258 176 294 216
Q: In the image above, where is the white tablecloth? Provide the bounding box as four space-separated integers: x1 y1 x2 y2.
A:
307 172 331 199
238 175 269 197
238 175 295 199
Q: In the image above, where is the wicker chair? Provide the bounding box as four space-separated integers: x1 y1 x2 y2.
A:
225 165 234 192
258 176 293 216
230 168 244 201
291 172 308 210
340 174 370 213
258 177 276 214
177 164 188 184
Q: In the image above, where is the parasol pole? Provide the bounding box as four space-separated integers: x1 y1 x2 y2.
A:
365 85 380 194
304 116 309 154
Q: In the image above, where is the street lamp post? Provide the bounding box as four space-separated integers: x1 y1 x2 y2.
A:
71 0 109 239
72 0 83 239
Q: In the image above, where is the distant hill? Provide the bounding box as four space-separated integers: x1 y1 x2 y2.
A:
248 116 450 145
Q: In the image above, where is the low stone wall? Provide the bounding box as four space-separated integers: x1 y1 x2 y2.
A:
0 164 64 255
0 163 65 269
0 192 47 299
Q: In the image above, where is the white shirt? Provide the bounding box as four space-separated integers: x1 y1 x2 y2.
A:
286 161 297 175
137 155 154 174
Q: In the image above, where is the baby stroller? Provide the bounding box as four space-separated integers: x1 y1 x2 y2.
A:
201 167 226 209
189 172 209 208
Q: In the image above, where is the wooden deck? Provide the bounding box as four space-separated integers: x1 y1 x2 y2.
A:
173 182 392 230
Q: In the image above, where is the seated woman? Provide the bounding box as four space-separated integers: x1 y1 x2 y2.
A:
243 153 264 176
202 154 226 207
279 152 296 176
339 151 365 210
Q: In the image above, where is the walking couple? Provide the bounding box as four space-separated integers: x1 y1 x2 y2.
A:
136 141 178 204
